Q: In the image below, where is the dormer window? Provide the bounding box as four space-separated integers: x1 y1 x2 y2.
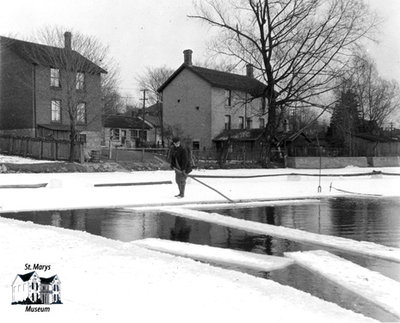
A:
76 72 85 90
50 68 60 87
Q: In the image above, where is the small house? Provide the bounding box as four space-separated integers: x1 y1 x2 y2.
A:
103 114 151 148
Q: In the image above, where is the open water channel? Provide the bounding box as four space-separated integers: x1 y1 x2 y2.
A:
1 197 399 321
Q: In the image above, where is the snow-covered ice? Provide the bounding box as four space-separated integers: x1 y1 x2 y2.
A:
162 207 400 263
0 217 380 323
286 250 400 319
134 238 294 272
0 167 399 212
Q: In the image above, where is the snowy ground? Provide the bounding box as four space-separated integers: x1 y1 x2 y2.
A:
1 154 400 322
0 217 381 323
0 154 59 164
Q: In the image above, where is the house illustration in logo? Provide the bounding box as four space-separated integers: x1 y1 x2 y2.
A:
11 271 61 304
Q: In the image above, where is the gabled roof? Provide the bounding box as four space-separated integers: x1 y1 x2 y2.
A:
138 115 161 128
146 102 162 115
158 64 267 97
0 36 106 74
17 271 36 282
40 275 58 284
103 114 151 130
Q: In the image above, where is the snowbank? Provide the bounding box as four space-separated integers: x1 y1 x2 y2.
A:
1 167 400 213
134 238 294 271
0 217 379 323
0 154 58 164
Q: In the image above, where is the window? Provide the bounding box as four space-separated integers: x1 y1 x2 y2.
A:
259 118 265 128
225 89 232 107
192 140 200 150
51 100 61 122
76 103 86 124
239 117 244 129
246 117 253 129
50 68 60 87
224 115 231 130
76 72 85 90
130 129 139 139
112 129 120 140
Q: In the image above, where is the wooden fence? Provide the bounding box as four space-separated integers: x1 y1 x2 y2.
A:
0 135 84 162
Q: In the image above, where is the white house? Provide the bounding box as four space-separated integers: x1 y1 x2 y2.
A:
11 271 61 304
40 275 61 304
12 271 41 304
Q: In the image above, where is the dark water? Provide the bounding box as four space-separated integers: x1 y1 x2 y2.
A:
1 197 400 321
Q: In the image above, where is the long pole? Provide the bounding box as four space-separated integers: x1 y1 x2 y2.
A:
174 168 234 203
140 89 147 162
316 133 322 193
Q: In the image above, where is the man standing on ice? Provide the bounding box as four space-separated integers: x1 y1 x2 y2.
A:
169 137 191 198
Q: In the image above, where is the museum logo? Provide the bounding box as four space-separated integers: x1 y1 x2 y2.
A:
11 265 62 312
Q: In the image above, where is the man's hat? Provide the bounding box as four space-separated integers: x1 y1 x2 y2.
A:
172 137 180 143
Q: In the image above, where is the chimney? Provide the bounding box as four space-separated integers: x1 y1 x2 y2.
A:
183 49 193 66
246 63 254 78
64 31 72 50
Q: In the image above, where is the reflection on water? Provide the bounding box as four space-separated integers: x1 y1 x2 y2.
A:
1 197 400 321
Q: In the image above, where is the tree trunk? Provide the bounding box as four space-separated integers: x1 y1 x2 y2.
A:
69 124 77 162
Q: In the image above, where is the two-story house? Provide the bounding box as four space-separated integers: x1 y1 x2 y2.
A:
11 271 41 304
158 49 268 151
40 275 61 304
0 32 106 150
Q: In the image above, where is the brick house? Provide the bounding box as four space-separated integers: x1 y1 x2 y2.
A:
0 33 106 150
158 50 268 151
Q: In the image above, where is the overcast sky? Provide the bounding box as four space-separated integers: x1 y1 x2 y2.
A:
1 0 399 104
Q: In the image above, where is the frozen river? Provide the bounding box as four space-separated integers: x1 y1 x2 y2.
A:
1 197 399 321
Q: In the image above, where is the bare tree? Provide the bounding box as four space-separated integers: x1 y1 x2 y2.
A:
190 0 377 161
341 53 400 128
27 27 114 161
136 66 174 104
